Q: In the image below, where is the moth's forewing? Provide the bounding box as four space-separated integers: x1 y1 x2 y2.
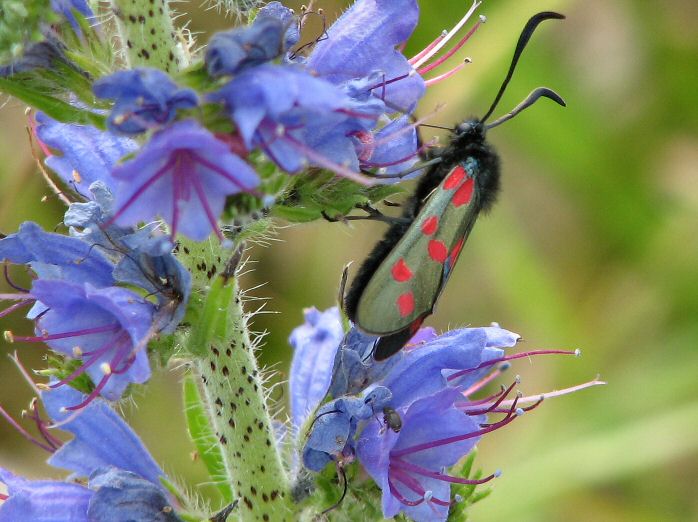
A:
355 158 481 336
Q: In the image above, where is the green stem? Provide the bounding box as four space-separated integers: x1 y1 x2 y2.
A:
182 240 292 521
108 0 185 72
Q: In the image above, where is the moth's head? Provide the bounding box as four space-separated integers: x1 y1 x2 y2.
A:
453 119 485 140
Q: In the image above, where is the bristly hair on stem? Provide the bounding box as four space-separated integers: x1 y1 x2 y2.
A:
205 0 266 19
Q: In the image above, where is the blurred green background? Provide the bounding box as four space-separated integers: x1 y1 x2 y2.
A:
1 0 697 520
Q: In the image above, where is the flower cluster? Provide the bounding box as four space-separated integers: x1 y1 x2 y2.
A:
290 309 599 521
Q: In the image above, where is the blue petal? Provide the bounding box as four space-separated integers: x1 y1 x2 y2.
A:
367 115 420 177
42 386 165 487
289 307 344 431
378 327 506 408
0 468 91 522
93 68 198 135
307 0 425 110
36 113 137 196
111 120 260 240
0 221 115 287
206 18 285 77
87 468 181 522
257 1 300 49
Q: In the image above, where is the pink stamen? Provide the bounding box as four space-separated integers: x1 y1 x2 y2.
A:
336 108 380 121
279 134 375 186
447 349 580 382
391 467 426 496
0 293 32 301
425 59 472 87
392 458 497 486
462 363 510 396
409 30 448 65
499 378 606 408
388 478 424 507
411 1 481 69
170 155 183 239
11 323 120 343
26 400 63 449
418 17 483 75
462 378 518 416
392 412 519 458
9 352 42 396
0 404 55 453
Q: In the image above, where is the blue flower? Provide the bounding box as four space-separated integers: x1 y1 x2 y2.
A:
289 307 345 432
7 279 156 406
356 388 484 522
0 384 180 521
205 4 299 78
0 221 115 287
93 68 198 135
0 37 69 77
306 0 425 112
209 64 379 182
108 119 260 241
35 113 137 197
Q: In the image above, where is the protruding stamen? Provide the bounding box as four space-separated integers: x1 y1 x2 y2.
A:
447 349 579 382
409 30 449 65
462 362 510 396
425 58 472 87
392 458 499 486
499 378 606 408
418 14 484 75
411 1 482 69
9 323 121 344
0 404 55 453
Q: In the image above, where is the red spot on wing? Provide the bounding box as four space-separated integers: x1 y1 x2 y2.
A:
391 258 413 282
443 166 466 190
421 215 439 236
449 237 465 266
397 292 415 317
428 240 449 263
453 177 474 207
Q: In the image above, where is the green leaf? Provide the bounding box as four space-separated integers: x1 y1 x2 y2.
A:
0 77 105 126
182 374 234 503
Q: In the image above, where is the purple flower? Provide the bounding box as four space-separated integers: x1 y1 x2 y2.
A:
0 384 179 521
0 37 69 77
35 113 137 197
93 68 198 135
209 65 379 182
108 119 260 241
6 279 155 406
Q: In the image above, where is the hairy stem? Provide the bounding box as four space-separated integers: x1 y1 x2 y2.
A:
108 0 185 71
182 241 292 521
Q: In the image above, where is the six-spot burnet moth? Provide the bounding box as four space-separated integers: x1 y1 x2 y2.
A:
344 12 567 361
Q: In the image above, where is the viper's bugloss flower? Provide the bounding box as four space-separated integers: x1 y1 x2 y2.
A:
205 15 289 77
7 279 155 406
292 308 594 521
210 64 380 182
0 384 178 520
108 119 260 240
289 307 345 432
35 113 137 197
306 0 424 112
93 68 198 135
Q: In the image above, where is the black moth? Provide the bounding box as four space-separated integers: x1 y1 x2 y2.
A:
344 12 566 361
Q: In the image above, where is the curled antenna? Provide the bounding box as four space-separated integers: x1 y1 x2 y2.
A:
486 87 566 129
480 12 565 124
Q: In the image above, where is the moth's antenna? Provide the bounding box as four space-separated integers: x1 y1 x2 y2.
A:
480 12 565 124
486 87 565 129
